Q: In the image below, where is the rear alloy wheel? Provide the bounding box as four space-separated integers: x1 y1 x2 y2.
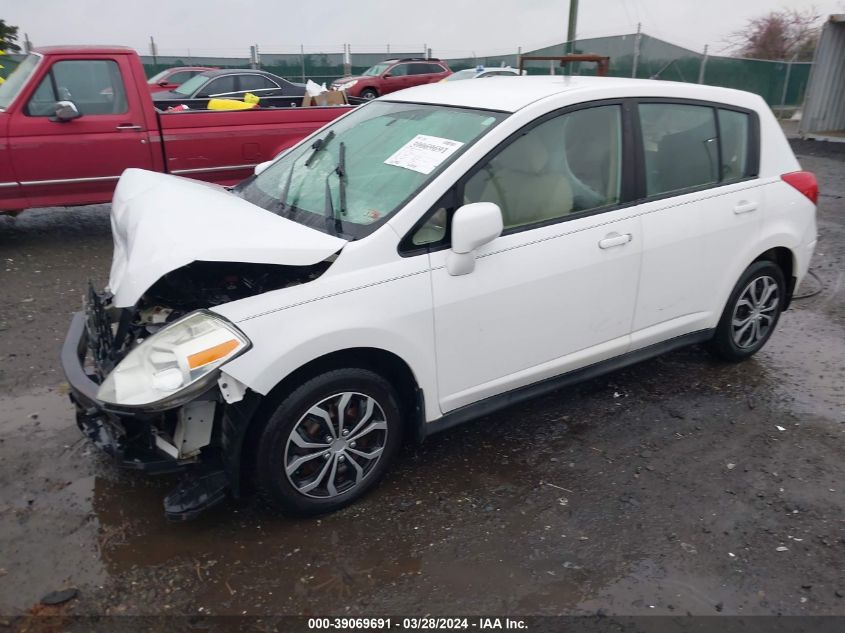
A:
360 88 378 100
708 260 785 362
255 369 403 515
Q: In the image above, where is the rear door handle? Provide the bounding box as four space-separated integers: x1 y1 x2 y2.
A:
115 124 143 131
598 232 632 249
733 201 758 214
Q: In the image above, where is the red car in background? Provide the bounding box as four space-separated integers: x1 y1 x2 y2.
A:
147 66 217 93
331 58 451 100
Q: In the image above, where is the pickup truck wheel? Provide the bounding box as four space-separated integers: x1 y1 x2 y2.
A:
707 260 785 362
360 88 378 100
254 368 403 515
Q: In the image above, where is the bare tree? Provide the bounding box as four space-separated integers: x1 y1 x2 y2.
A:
726 8 821 61
0 19 21 54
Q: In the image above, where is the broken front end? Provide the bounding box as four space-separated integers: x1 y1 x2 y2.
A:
61 261 327 521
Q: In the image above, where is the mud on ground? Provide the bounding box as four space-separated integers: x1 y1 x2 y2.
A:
0 148 843 619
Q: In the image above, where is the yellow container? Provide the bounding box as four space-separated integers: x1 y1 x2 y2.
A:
207 98 258 111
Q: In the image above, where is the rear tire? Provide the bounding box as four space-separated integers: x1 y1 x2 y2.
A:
707 260 785 362
360 88 378 100
254 368 403 516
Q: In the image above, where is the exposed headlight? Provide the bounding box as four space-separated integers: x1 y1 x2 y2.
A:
339 79 358 89
97 310 250 408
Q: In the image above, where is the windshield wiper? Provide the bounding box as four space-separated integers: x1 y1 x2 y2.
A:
337 141 347 216
305 130 335 167
280 131 337 210
323 141 348 233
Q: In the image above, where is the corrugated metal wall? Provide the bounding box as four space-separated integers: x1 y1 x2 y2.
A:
799 15 845 138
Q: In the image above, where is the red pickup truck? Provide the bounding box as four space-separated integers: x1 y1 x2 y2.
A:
0 46 353 214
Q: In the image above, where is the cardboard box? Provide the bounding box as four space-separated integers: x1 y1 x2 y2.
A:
302 90 349 107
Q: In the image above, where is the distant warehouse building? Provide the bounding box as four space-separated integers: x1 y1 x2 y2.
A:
800 14 845 142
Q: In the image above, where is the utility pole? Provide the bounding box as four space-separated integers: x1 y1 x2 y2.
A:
564 0 578 75
149 36 158 67
300 44 305 83
24 33 32 54
779 53 798 119
566 0 579 53
631 22 641 78
343 44 352 77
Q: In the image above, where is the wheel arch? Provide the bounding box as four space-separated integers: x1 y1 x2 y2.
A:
752 246 796 308
237 347 425 492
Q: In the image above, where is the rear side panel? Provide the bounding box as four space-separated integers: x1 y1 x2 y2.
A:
157 106 353 185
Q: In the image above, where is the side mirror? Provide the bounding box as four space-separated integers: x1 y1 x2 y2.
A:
53 101 81 122
254 160 273 176
383 73 392 78
158 80 169 87
446 202 503 276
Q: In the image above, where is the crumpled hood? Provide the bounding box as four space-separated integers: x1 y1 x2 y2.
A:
107 169 347 307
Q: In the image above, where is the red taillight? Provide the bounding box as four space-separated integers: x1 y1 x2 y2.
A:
781 171 818 205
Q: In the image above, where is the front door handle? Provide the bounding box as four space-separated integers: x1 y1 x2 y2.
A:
598 232 632 249
115 124 143 131
733 201 758 214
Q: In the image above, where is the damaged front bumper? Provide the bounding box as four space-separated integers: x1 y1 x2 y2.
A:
61 310 247 521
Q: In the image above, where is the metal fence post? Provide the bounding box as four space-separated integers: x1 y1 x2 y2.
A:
300 44 305 83
779 54 797 118
631 22 641 78
698 44 708 84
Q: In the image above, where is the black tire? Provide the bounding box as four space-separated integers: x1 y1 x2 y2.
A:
707 260 786 362
360 88 378 100
254 368 403 516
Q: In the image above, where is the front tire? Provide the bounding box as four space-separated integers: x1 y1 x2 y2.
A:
254 368 403 516
708 260 785 362
360 88 378 100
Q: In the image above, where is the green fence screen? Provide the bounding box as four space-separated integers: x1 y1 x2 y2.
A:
0 32 811 107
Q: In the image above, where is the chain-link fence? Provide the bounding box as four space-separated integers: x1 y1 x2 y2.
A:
0 32 812 108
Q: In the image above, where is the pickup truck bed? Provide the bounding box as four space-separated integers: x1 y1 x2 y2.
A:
0 46 353 214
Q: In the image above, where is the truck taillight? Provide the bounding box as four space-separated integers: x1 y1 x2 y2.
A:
781 171 818 205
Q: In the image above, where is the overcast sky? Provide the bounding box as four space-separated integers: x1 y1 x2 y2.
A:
4 0 844 58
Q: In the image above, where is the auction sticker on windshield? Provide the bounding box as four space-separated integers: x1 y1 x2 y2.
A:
384 134 464 174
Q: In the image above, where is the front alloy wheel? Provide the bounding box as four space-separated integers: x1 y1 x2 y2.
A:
255 369 403 515
284 392 388 498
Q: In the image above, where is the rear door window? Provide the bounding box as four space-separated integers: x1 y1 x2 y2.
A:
200 76 236 96
638 103 718 196
238 75 279 92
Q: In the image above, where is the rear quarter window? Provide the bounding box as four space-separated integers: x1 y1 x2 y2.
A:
718 109 751 181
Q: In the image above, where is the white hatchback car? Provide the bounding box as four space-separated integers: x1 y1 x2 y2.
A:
62 76 818 520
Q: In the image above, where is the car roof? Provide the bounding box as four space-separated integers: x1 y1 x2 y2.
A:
198 69 283 80
385 75 763 113
35 45 136 55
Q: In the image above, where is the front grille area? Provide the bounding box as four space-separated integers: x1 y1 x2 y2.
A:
85 282 116 377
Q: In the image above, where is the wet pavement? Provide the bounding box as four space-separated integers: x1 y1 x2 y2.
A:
0 148 843 619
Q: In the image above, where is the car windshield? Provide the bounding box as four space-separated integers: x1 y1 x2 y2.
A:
362 63 390 77
174 73 211 95
444 69 479 81
0 54 41 110
234 101 507 239
147 69 170 83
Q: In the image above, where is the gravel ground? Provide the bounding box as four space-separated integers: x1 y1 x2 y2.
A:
0 143 843 621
